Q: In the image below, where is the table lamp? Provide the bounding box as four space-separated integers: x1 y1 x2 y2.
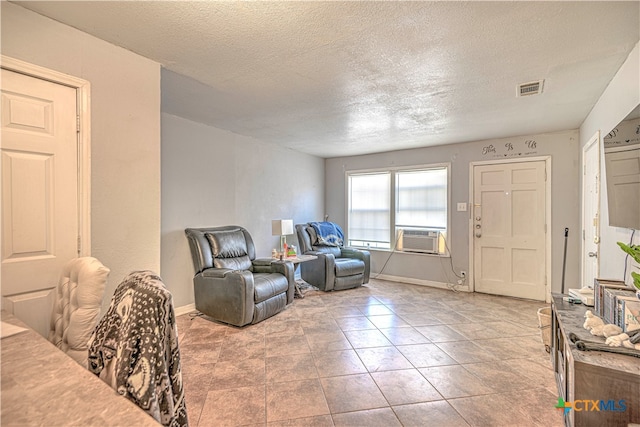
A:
272 219 294 253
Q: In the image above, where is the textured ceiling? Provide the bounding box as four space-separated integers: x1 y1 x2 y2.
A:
14 1 640 158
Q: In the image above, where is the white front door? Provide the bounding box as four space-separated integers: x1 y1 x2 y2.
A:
1 68 79 336
473 161 547 301
582 133 600 288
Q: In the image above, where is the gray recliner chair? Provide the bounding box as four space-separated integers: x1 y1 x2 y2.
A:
185 226 295 327
295 222 370 291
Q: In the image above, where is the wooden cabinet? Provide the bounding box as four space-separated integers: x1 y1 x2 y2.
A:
551 294 640 426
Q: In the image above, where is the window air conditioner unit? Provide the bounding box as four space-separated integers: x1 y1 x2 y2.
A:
398 228 440 254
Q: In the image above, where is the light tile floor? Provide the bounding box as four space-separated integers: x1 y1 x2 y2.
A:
176 279 565 427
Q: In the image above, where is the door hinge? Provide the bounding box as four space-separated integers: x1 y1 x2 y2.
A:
544 224 547 233
76 115 80 133
583 229 585 240
77 235 81 253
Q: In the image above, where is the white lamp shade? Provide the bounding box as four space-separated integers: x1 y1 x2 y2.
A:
272 219 294 236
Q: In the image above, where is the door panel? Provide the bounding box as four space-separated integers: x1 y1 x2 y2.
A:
513 189 537 235
512 248 537 283
3 152 53 257
512 167 537 184
1 69 78 336
473 161 546 301
481 190 505 235
481 247 505 281
481 170 503 185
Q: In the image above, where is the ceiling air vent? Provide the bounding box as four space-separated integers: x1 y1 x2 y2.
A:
517 80 544 97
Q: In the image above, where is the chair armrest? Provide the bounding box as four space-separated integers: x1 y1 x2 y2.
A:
252 258 273 273
269 259 294 278
306 251 336 265
341 247 371 283
305 250 327 257
298 251 336 291
341 247 368 259
194 268 255 326
201 268 236 278
269 260 295 303
250 259 295 303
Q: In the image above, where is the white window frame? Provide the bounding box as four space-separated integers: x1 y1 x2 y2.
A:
346 162 451 255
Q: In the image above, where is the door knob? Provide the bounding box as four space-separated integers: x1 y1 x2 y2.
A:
475 224 481 229
475 232 482 238
588 251 597 258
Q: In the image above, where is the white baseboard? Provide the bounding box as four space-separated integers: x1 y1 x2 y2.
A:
371 273 471 293
174 303 196 317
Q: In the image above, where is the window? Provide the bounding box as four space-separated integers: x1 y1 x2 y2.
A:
396 168 447 229
348 172 391 249
347 165 449 252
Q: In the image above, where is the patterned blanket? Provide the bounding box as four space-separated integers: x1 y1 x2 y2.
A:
310 221 344 246
88 271 188 427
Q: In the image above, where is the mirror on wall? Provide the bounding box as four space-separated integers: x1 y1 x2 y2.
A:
603 104 640 230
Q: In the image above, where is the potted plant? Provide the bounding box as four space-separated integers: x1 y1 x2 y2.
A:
617 242 640 298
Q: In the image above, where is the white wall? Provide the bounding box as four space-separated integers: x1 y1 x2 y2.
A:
161 113 325 309
1 3 162 312
325 130 580 295
580 42 640 283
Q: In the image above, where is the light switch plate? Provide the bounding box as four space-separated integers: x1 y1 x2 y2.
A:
457 202 467 212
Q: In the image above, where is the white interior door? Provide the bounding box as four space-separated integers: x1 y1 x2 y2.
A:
473 161 547 301
582 133 600 288
1 68 79 336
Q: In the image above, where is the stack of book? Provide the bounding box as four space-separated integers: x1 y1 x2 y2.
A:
594 279 626 317
594 278 640 332
617 294 640 332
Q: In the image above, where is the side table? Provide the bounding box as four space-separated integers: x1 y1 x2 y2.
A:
284 254 318 298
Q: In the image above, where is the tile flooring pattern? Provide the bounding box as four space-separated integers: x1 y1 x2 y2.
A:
176 279 564 427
